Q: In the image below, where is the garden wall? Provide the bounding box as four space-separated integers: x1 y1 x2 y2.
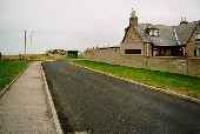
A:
84 52 200 77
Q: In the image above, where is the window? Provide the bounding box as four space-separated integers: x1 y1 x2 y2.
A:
194 48 200 57
149 30 154 36
154 29 159 36
149 29 159 37
125 49 141 54
195 33 200 40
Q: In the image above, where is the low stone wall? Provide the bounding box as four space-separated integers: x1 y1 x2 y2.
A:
84 52 200 77
2 54 65 61
147 57 187 74
188 58 200 76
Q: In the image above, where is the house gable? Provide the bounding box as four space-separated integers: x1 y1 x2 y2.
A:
122 27 142 44
120 10 144 55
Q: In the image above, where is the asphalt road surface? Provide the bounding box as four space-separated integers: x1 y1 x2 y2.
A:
43 61 200 134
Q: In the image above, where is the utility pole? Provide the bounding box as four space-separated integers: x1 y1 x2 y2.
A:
24 30 27 60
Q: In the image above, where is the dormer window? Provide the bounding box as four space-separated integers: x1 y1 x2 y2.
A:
145 26 159 37
149 28 159 37
180 17 188 25
195 33 200 41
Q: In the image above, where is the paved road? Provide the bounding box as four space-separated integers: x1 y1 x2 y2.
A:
43 61 200 134
0 62 56 134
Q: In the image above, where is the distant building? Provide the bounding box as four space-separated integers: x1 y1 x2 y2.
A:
67 50 79 58
85 46 120 55
121 10 200 57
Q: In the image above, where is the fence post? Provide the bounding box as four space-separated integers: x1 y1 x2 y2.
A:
186 57 189 75
0 52 2 61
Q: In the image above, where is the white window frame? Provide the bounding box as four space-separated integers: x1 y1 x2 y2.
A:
154 29 159 37
195 33 200 40
149 30 154 36
149 29 159 37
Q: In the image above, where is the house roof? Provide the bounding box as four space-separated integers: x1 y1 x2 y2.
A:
122 20 200 47
137 24 178 46
175 21 197 44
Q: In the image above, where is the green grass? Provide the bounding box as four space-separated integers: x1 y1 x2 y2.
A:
65 55 84 60
74 60 200 98
0 60 27 90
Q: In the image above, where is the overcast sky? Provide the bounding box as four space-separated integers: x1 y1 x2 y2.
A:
0 0 200 54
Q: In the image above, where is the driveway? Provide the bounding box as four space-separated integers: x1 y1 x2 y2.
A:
43 61 200 134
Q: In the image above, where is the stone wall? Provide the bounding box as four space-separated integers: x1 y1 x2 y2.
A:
188 58 200 76
2 54 65 61
84 52 200 77
147 57 187 74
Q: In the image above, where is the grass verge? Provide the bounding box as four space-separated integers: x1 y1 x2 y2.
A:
0 60 27 90
74 60 200 99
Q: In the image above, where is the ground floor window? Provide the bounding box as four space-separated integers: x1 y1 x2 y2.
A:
125 49 141 54
194 48 200 57
153 47 184 56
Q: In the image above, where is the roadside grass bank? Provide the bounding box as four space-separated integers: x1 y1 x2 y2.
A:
74 60 200 99
0 60 27 90
65 55 85 61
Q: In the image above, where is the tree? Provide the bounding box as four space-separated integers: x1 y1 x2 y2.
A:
46 49 67 55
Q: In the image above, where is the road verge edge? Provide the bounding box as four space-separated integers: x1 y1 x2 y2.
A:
72 62 200 104
41 63 64 134
0 64 28 98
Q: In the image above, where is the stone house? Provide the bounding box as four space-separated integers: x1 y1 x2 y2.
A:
175 19 200 57
121 10 200 57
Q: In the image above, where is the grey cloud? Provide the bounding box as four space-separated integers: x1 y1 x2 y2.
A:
0 0 199 54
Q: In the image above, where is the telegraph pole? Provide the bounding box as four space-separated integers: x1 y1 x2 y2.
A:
24 30 27 60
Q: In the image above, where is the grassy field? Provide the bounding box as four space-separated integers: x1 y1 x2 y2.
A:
0 60 27 90
74 60 200 98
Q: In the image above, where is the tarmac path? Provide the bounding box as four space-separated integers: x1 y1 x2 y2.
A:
0 62 56 134
43 61 200 134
